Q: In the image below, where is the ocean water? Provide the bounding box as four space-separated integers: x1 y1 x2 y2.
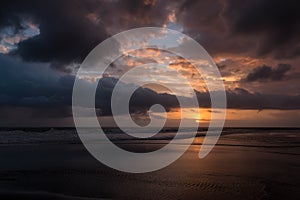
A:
0 128 299 200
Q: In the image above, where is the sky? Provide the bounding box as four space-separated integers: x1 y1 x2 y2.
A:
0 0 300 127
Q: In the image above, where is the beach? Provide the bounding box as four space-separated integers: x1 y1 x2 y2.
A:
0 128 299 200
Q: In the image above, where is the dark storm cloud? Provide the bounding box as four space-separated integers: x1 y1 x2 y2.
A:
0 54 75 124
244 64 292 82
225 88 300 110
196 88 300 110
175 0 300 59
0 0 109 70
224 0 300 59
0 54 180 118
94 77 180 116
0 55 73 107
176 0 236 55
1 0 299 63
97 80 300 111
0 0 173 71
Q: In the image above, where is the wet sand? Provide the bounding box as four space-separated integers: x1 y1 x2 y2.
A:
0 131 299 200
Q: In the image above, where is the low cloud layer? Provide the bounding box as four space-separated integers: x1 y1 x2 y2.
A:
244 64 292 82
1 55 299 122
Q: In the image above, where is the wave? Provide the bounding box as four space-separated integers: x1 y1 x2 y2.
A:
0 128 299 146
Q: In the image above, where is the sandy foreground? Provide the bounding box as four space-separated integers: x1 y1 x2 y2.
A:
0 131 299 200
